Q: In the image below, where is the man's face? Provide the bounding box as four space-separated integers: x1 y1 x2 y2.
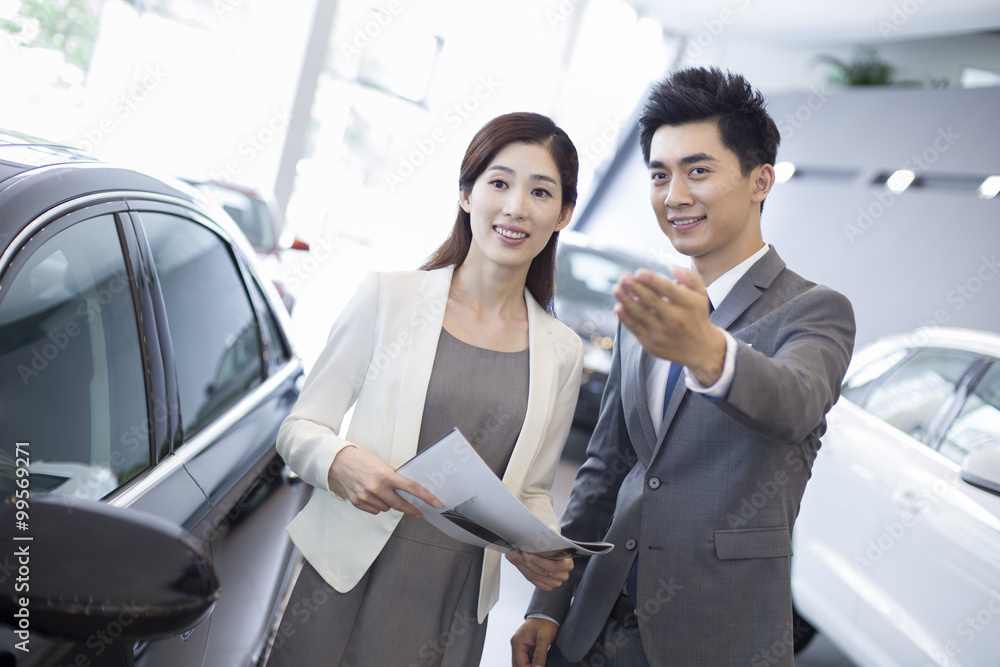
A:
647 120 769 280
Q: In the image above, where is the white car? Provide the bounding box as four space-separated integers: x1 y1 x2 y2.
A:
792 327 1000 667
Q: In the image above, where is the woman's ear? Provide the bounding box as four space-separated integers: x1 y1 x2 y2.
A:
459 189 472 213
555 204 575 232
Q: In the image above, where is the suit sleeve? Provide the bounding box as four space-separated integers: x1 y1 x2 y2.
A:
527 322 637 622
517 329 584 531
718 285 856 443
275 271 379 494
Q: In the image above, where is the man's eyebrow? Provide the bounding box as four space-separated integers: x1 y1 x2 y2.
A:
485 164 559 185
648 154 718 169
680 153 716 166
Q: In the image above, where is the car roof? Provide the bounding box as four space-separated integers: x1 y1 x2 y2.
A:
851 326 1000 374
0 129 202 253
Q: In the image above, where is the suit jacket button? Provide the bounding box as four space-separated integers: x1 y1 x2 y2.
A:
625 538 637 550
648 477 661 489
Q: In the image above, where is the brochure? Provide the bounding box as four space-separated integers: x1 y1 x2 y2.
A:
395 428 614 558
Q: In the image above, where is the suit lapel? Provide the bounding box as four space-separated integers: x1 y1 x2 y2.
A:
623 334 659 466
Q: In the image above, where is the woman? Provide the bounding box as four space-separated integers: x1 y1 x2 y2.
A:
268 112 584 666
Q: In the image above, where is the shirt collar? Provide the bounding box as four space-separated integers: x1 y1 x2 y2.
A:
704 244 769 311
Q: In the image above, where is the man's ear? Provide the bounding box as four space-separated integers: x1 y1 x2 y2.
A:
751 164 775 203
555 204 575 232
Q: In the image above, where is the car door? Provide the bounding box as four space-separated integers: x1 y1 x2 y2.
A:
793 347 917 645
838 348 989 666
0 204 213 666
854 357 1000 667
127 205 308 667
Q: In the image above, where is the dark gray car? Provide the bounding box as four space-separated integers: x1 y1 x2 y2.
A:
0 130 311 666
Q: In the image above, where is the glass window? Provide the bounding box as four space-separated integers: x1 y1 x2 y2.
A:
862 349 977 441
0 215 148 500
251 278 289 368
939 362 1000 464
841 349 910 404
142 212 263 438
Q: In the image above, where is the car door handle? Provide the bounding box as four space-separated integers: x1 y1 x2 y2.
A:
280 464 301 485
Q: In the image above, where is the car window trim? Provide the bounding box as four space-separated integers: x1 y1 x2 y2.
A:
926 356 995 453
107 358 301 509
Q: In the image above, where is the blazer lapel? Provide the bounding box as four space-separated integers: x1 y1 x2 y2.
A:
623 335 659 466
501 290 555 495
388 267 452 467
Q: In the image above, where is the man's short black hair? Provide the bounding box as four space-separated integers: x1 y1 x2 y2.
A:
638 67 780 177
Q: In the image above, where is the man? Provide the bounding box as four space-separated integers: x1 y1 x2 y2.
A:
509 67 856 666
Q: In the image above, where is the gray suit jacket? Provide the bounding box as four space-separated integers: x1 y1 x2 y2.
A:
528 247 856 666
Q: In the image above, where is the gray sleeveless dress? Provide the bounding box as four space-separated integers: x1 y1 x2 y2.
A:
267 329 529 666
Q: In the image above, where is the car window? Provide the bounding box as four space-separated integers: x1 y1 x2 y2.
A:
939 361 1000 464
0 214 149 500
861 348 978 441
141 212 264 439
557 248 636 302
194 184 274 253
840 349 910 404
251 278 290 367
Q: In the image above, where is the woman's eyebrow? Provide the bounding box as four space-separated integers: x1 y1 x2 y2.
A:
486 164 558 185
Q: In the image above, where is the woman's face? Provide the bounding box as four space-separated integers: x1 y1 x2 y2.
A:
459 142 573 273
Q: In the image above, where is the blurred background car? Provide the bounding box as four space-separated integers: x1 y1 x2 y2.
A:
791 326 1000 665
554 231 669 430
185 179 310 313
0 130 311 666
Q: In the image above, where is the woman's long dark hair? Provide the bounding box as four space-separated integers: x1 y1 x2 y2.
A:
419 112 578 313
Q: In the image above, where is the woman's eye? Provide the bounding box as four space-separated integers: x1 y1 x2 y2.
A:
490 179 508 189
532 188 552 198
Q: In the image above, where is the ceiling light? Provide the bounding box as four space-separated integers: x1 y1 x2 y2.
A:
886 169 916 194
774 162 796 183
978 175 1000 200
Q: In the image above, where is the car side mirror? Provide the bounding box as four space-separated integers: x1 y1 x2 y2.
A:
1 495 220 643
960 449 1000 497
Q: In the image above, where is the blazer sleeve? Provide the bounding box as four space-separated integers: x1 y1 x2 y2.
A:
276 271 379 494
517 328 583 530
718 285 856 444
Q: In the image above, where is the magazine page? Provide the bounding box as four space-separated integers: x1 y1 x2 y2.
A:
395 428 613 558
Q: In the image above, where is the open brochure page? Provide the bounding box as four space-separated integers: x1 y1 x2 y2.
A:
396 428 613 558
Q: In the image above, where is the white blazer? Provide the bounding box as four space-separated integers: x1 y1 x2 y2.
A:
277 266 583 622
